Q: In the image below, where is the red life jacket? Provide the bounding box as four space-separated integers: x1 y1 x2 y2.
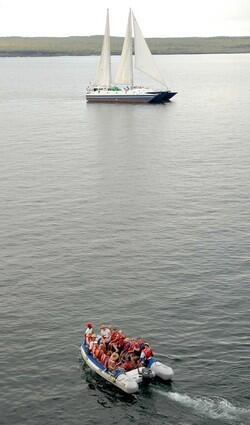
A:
143 347 153 359
117 335 125 349
123 361 133 371
110 331 119 343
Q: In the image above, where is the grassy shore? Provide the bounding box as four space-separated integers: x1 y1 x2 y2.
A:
0 36 250 56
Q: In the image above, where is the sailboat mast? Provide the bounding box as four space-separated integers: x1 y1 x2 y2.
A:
129 8 134 88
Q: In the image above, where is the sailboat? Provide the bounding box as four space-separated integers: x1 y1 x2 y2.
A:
86 9 177 104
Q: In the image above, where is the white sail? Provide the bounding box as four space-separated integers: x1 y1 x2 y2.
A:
132 13 166 87
115 10 133 86
96 9 111 87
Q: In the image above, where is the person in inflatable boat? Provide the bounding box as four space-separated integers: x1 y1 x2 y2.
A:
110 329 125 352
122 354 138 371
84 322 93 344
139 343 153 366
100 324 111 349
108 352 120 371
88 333 96 351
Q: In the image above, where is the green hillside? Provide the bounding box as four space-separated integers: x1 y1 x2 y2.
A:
0 36 250 56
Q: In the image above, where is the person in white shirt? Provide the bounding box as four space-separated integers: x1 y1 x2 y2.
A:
100 324 111 349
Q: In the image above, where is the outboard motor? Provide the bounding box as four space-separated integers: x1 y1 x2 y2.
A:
141 367 154 384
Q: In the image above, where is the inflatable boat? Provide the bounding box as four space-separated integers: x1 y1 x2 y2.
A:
80 341 174 394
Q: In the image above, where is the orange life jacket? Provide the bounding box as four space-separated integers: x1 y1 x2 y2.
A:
93 345 100 358
104 356 109 369
101 353 107 364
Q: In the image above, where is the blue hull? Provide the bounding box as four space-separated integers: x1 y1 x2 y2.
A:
149 91 177 103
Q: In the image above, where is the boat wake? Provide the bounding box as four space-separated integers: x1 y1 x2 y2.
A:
155 390 249 422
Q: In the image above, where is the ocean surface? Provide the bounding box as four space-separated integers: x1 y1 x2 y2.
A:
0 54 250 425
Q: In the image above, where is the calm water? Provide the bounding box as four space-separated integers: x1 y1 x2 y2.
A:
0 54 250 425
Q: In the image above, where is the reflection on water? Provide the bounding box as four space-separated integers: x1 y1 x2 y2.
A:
0 54 250 425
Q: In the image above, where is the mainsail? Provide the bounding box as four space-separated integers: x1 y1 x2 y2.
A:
115 10 133 86
132 13 166 87
96 9 111 87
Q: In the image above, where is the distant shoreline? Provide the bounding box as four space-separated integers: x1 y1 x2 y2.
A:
1 36 250 56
